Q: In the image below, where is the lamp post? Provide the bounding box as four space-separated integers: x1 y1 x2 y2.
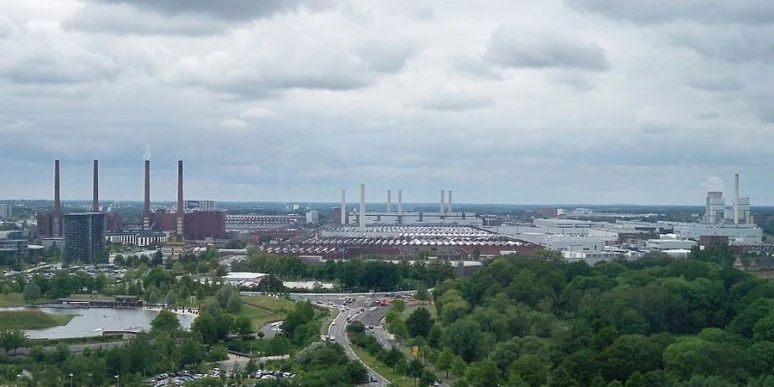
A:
114 374 119 387
69 373 73 387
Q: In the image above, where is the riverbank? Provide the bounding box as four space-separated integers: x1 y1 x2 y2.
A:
0 310 76 330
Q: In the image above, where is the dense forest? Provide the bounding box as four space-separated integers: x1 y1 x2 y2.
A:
399 250 774 386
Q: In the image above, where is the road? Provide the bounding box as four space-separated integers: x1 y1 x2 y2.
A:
327 306 390 387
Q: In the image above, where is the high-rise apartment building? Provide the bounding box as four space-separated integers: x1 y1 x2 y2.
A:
62 213 106 264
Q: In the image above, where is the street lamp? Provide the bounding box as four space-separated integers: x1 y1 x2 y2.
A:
69 373 73 387
114 374 119 387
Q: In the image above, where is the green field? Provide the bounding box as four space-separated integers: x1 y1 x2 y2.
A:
238 295 297 329
0 310 76 329
0 293 51 307
351 345 414 387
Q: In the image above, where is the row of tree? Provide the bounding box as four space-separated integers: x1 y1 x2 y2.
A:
416 250 774 386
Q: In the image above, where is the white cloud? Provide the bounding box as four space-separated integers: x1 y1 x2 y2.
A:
219 118 248 129
241 107 274 118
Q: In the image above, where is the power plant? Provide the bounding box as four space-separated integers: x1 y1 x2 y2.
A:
36 156 226 263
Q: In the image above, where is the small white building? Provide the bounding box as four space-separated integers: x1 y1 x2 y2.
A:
561 250 621 265
224 272 268 287
306 211 319 224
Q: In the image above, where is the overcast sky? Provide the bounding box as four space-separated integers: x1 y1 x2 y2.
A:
1 0 773 205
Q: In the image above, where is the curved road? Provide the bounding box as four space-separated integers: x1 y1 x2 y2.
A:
327 306 389 386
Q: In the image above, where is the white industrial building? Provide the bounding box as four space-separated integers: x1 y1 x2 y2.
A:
705 191 725 224
561 251 621 265
672 224 762 243
645 239 698 250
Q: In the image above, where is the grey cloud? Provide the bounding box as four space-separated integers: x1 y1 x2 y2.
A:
687 74 745 92
484 25 609 71
569 0 774 25
448 55 503 80
355 39 418 73
551 73 597 91
669 26 774 62
86 0 307 22
62 3 227 36
0 52 118 85
417 94 494 112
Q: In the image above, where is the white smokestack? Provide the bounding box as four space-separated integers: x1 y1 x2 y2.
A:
734 173 740 226
359 183 366 231
387 190 392 213
341 189 346 225
398 189 403 215
448 190 453 213
143 145 151 161
440 190 445 215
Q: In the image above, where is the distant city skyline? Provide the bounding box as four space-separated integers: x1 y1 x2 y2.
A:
2 1 773 205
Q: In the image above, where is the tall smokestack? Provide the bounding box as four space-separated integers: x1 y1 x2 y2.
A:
359 184 366 231
92 160 99 212
448 190 453 213
143 160 151 229
440 190 445 215
341 189 346 225
53 160 61 238
398 189 403 215
387 190 392 213
734 173 740 226
177 160 184 240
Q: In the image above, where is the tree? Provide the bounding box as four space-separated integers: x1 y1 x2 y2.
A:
436 348 453 377
408 359 425 385
226 292 242 313
416 284 429 301
164 290 177 307
233 316 253 336
393 299 406 313
465 359 500 387
0 329 28 351
511 354 549 387
257 331 265 340
451 356 467 378
406 307 435 338
2 284 10 299
216 265 227 277
150 309 181 334
22 280 40 305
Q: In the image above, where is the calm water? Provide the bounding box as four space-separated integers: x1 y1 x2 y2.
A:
3 307 196 339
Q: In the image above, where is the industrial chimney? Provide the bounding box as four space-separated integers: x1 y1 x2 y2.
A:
177 160 184 240
359 184 366 231
340 189 347 225
143 159 151 229
440 190 445 215
53 159 61 238
92 160 99 212
387 190 392 213
448 190 453 213
734 173 740 226
398 189 403 215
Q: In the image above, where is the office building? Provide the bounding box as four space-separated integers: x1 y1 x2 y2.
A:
0 231 27 266
62 213 106 264
0 204 10 219
306 210 319 224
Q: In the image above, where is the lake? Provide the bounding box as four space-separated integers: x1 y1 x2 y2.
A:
1 307 196 339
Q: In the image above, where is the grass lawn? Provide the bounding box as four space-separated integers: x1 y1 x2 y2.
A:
0 293 51 307
0 310 76 329
240 295 295 314
351 345 415 387
238 295 297 329
400 304 437 320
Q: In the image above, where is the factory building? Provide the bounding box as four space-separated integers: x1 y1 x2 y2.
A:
184 210 226 241
62 212 106 264
645 238 698 250
106 231 168 247
705 191 725 224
